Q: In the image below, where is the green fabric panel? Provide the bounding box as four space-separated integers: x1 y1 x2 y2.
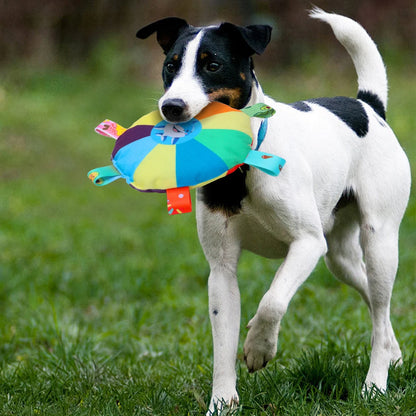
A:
195 129 252 168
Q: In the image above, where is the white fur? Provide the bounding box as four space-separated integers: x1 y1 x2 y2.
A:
159 31 209 121
310 7 388 107
166 11 410 414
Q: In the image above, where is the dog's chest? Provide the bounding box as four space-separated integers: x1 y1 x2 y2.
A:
198 165 291 259
198 166 249 217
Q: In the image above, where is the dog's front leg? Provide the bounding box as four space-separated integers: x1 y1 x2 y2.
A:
207 266 240 413
244 234 327 371
196 204 241 414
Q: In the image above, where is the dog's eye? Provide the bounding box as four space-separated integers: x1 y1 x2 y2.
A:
165 63 177 74
206 62 221 72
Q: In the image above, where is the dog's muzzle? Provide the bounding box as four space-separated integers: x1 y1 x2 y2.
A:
161 99 188 122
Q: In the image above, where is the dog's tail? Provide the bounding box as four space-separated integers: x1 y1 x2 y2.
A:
310 7 387 119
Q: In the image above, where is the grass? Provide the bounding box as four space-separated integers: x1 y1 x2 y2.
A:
0 47 415 415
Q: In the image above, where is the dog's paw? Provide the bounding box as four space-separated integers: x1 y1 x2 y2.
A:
362 332 403 398
207 391 239 415
361 379 386 398
243 315 278 372
388 338 403 367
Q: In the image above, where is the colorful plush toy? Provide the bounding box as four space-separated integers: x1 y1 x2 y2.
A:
88 102 285 215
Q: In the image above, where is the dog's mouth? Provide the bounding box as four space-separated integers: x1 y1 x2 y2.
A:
160 97 212 123
214 96 230 106
160 87 246 123
207 87 244 109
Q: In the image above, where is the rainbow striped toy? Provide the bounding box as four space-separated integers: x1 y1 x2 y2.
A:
88 102 285 215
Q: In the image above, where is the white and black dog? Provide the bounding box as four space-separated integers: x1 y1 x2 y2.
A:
137 8 411 413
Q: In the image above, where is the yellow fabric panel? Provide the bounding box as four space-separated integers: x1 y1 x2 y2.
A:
200 112 252 137
132 144 177 189
131 110 162 127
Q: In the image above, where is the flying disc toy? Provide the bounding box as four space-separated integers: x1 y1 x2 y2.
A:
88 102 285 215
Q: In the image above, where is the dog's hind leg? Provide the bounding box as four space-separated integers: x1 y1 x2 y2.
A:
325 204 371 309
360 219 403 392
355 137 410 392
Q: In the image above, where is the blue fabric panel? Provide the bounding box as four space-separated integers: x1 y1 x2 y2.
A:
112 136 158 182
175 140 228 187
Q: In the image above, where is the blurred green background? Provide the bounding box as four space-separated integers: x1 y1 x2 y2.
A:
0 1 415 415
1 0 415 69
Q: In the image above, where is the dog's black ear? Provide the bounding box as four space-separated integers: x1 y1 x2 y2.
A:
136 17 189 53
218 23 272 55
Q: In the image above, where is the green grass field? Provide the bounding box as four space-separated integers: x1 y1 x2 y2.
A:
0 51 415 415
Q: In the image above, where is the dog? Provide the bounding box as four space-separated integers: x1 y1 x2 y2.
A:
137 8 411 413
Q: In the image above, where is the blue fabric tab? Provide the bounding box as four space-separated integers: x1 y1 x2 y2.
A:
244 150 286 177
88 165 122 186
255 119 268 150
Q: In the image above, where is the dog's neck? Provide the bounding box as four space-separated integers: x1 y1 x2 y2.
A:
246 74 268 149
246 73 266 107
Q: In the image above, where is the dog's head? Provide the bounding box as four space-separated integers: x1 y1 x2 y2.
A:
137 18 272 123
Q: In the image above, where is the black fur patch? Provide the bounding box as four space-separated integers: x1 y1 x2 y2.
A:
308 96 369 137
290 101 312 112
199 166 249 216
333 188 356 213
357 90 386 120
194 28 256 110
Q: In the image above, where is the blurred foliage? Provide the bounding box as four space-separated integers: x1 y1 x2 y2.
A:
1 0 415 71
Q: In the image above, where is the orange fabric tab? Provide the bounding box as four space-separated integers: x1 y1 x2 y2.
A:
166 187 192 215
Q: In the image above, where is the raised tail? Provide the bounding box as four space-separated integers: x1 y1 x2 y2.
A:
310 7 387 119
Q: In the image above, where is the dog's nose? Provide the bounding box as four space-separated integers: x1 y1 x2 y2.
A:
161 99 187 122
